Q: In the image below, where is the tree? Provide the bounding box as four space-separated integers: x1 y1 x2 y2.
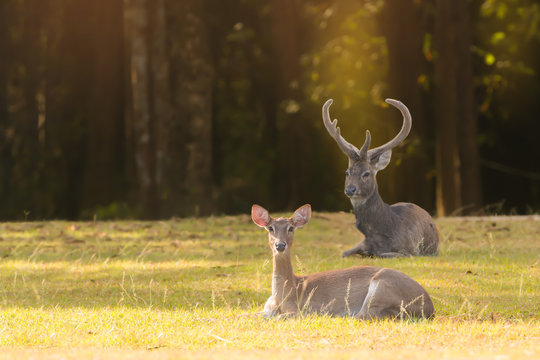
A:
1 0 538 219
0 1 7 126
0 0 10 212
123 0 214 217
455 0 482 214
165 0 214 216
433 0 481 216
82 0 125 214
123 0 156 216
147 0 172 215
268 0 312 209
379 0 434 211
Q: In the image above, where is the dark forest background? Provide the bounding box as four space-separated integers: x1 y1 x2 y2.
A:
1 0 539 220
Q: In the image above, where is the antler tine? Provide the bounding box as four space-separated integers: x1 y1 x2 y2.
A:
322 99 361 161
359 130 371 158
367 98 412 159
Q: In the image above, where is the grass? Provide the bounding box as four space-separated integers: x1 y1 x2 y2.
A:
0 213 538 359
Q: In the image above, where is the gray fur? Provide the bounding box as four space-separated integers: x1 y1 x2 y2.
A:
323 98 440 258
346 188 439 257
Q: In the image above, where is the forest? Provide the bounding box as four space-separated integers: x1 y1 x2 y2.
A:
1 0 539 220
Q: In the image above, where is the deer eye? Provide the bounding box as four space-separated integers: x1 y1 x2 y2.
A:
287 226 294 233
362 171 371 178
267 225 275 232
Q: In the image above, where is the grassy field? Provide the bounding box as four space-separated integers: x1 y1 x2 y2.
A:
0 212 538 359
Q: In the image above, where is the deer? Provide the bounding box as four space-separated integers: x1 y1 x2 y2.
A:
322 99 439 258
251 204 435 320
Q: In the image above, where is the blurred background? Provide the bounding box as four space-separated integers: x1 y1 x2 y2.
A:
0 0 539 220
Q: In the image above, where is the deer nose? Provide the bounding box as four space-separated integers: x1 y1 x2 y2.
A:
345 185 356 197
275 242 286 252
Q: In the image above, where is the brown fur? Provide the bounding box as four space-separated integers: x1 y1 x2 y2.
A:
252 204 435 319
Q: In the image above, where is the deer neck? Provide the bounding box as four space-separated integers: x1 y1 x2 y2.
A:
271 253 297 304
352 188 393 234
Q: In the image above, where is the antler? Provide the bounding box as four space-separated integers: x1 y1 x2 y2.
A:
322 99 361 161
367 98 412 160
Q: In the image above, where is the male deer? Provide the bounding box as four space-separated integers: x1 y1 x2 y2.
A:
251 204 435 319
322 99 439 258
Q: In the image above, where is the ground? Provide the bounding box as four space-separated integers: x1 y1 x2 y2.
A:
0 213 538 359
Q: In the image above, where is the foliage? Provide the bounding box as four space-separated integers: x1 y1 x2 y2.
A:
302 1 388 108
476 0 540 110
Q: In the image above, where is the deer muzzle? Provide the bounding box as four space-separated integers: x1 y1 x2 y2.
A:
345 185 357 197
275 242 286 252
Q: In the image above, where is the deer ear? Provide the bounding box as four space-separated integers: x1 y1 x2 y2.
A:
291 204 311 227
252 205 271 227
371 150 392 172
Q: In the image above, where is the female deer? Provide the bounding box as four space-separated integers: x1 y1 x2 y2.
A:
252 204 435 319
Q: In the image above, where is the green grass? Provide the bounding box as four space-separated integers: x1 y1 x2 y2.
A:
0 213 539 359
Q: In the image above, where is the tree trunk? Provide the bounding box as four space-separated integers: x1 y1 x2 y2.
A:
19 1 43 217
82 0 125 214
455 0 482 214
166 0 214 216
0 0 11 212
434 0 473 216
268 0 308 209
147 0 172 216
123 0 156 217
380 0 433 212
0 0 7 125
123 0 214 218
433 0 462 217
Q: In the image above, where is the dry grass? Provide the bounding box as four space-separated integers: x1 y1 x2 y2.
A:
0 213 538 358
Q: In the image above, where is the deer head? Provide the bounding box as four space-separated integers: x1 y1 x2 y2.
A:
251 204 311 256
322 99 411 205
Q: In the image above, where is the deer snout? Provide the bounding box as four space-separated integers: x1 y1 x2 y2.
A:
275 242 286 252
345 185 356 197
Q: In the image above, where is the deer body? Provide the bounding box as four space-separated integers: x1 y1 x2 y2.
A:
322 99 440 258
252 204 435 319
346 192 440 257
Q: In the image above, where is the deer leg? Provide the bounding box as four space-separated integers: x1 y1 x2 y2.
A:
262 296 279 318
357 307 400 320
378 252 409 258
342 241 369 257
357 279 401 320
277 311 298 319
